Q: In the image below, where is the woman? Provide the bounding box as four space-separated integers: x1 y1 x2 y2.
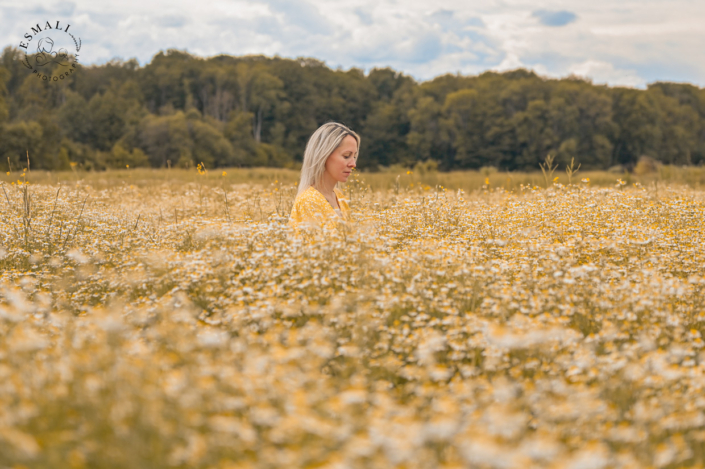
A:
289 122 360 228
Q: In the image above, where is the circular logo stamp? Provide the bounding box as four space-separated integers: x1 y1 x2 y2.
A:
19 21 82 83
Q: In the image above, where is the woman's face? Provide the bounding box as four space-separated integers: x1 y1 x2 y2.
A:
325 135 358 183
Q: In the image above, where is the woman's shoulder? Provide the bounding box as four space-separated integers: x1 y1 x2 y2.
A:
290 186 333 225
295 186 326 206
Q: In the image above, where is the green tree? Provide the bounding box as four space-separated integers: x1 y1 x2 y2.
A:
140 49 199 113
56 90 92 144
0 120 46 170
245 65 284 143
224 110 257 166
406 96 444 166
650 82 705 164
361 102 410 170
2 46 705 172
0 65 8 124
549 80 615 168
136 111 236 168
189 116 238 167
87 91 129 151
107 142 149 168
612 89 661 167
646 87 699 165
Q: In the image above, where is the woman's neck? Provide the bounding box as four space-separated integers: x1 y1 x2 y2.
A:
313 173 337 198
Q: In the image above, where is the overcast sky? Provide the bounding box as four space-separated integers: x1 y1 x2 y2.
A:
2 0 704 88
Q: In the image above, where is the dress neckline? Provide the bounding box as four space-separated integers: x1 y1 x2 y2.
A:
310 185 341 211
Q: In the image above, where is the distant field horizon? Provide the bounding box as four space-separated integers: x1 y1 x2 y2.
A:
3 164 705 193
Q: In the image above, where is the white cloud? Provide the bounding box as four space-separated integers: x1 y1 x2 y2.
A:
569 60 644 88
0 0 704 87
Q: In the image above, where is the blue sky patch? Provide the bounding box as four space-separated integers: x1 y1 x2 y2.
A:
532 10 577 27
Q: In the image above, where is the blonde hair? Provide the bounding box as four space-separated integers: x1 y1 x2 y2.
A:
297 122 360 197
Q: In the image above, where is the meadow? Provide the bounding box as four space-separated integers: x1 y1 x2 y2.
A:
1 166 705 468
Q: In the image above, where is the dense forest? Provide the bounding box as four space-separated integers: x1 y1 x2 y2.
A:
1 46 704 172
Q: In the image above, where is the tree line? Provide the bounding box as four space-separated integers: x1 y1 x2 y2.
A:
1 46 704 172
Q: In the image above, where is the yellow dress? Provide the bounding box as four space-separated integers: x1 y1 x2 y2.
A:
289 186 350 228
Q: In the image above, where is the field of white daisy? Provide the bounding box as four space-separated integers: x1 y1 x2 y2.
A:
1 167 705 468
